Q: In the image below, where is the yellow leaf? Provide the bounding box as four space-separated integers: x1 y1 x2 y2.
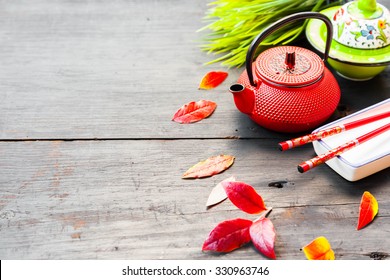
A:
302 236 335 260
182 155 234 179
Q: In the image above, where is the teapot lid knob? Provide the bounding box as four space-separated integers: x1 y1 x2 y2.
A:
285 52 296 70
255 46 324 87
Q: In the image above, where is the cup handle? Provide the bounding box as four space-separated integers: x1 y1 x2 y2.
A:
246 12 333 87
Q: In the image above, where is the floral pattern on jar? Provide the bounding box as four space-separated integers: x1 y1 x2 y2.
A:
331 2 390 49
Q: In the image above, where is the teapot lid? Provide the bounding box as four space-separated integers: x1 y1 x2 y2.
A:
255 46 324 87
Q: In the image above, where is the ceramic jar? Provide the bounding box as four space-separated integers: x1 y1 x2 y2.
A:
331 0 390 49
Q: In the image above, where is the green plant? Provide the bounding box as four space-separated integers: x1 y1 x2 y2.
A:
199 0 343 67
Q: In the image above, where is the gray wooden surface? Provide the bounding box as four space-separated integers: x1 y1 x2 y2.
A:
0 0 389 260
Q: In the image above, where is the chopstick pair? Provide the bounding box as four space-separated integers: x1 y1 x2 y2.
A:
278 111 390 173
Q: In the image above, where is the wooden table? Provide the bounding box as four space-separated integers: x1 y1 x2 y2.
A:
0 0 389 260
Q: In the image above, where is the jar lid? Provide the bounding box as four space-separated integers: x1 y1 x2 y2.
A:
255 46 324 87
332 0 390 49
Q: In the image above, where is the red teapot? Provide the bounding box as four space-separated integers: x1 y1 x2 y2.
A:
230 12 341 133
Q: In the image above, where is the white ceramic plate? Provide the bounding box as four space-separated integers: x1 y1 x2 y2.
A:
312 99 390 181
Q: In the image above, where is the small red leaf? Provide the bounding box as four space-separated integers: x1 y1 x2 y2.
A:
182 155 235 179
249 217 276 259
202 218 253 252
357 191 378 230
222 181 266 214
206 176 236 207
302 236 335 260
172 100 217 124
199 71 228 90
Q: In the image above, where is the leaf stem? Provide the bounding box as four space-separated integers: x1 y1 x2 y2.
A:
254 207 273 222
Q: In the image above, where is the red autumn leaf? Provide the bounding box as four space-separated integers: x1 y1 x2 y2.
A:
249 217 276 259
222 181 266 214
182 155 235 179
357 191 379 230
199 71 228 90
206 176 236 208
172 100 217 124
302 236 335 260
202 218 253 252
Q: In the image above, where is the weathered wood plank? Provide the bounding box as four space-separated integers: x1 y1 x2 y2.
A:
0 0 240 139
0 0 389 262
0 140 389 259
0 0 389 140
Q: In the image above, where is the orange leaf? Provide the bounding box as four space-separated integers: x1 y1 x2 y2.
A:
250 217 276 259
172 100 217 124
202 218 253 253
199 71 228 90
206 176 236 208
222 181 266 214
302 236 335 260
357 191 378 230
182 155 234 179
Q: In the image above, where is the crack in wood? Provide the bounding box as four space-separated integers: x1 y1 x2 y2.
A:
367 252 389 260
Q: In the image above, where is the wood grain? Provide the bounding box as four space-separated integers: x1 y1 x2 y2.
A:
0 0 389 140
0 0 389 260
0 140 389 259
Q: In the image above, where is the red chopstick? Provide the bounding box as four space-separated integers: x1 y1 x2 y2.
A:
279 111 390 151
297 122 390 173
